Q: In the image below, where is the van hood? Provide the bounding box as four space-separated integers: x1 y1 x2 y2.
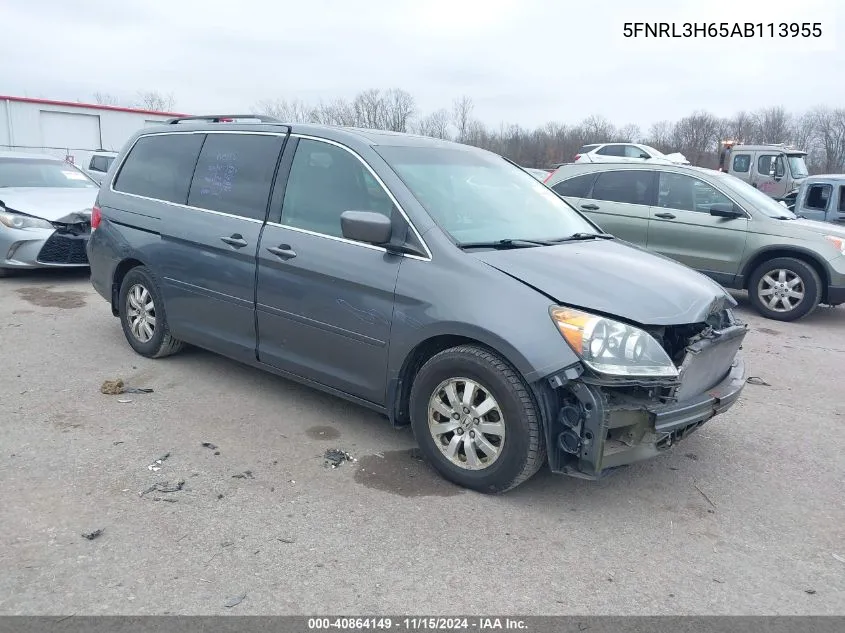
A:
0 187 98 223
473 239 735 326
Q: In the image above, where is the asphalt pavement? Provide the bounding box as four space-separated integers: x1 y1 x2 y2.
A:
1 269 843 615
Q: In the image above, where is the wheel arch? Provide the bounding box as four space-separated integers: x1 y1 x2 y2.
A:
741 247 830 303
110 257 146 316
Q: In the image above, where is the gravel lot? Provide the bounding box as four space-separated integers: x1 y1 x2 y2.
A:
1 269 844 615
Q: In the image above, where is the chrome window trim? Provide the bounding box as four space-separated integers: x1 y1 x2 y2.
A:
108 130 433 262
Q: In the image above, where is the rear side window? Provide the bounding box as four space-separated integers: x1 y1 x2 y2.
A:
839 186 845 213
114 134 204 204
551 173 596 198
732 154 750 173
591 170 654 205
187 133 284 221
596 144 625 157
578 144 599 154
281 139 395 238
89 155 113 172
805 184 831 210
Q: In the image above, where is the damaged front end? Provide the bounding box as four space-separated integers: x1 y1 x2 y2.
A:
537 306 748 479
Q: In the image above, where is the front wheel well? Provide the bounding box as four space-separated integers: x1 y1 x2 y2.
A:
111 258 144 315
742 249 830 303
392 335 528 427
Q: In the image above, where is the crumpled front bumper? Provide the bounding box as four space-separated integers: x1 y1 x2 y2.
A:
546 324 748 479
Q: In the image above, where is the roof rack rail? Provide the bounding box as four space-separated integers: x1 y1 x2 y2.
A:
165 114 284 124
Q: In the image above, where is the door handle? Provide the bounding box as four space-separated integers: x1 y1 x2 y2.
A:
654 212 676 219
221 234 248 248
580 203 600 210
266 244 297 260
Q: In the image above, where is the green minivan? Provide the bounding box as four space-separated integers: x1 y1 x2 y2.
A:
545 163 845 321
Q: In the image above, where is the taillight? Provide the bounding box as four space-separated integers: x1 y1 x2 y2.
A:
573 154 581 161
91 205 102 230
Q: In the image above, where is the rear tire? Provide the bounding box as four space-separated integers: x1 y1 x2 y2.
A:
118 266 184 358
409 345 546 494
748 257 821 322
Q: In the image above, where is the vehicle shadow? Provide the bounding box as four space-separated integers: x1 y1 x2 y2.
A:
728 289 844 325
1 268 90 284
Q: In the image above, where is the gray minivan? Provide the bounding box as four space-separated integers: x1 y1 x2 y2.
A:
87 115 748 493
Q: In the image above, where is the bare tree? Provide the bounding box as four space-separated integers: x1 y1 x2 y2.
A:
616 123 641 143
135 91 176 112
254 98 312 122
791 111 817 153
646 120 674 153
672 111 719 166
811 107 845 172
452 96 474 143
383 89 416 133
415 109 452 140
581 115 615 143
726 110 755 143
311 99 358 126
93 92 120 106
352 89 387 129
753 106 792 144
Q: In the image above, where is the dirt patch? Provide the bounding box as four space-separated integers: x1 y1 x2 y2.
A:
305 425 341 440
16 287 86 309
354 450 463 498
756 327 781 336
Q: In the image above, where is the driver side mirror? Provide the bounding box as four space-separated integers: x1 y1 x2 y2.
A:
709 203 745 218
639 153 651 160
340 210 392 245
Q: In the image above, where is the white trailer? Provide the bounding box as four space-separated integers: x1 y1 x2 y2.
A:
0 95 186 173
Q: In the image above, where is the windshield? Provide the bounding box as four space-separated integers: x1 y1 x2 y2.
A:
718 172 797 219
0 158 98 189
787 154 809 178
375 146 598 244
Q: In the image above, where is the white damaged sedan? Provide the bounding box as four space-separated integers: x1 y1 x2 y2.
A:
0 151 99 276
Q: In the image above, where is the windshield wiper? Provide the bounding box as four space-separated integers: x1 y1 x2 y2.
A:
546 232 614 243
458 238 552 250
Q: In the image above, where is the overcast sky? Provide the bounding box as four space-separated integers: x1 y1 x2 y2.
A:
2 0 841 131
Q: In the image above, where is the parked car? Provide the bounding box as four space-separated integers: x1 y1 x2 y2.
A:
717 141 809 201
790 175 845 224
85 150 118 185
523 167 551 181
546 163 845 321
88 115 748 493
0 151 99 276
574 143 689 166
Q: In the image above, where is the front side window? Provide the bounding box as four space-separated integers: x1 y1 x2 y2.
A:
758 154 776 176
805 184 831 210
89 155 113 173
0 158 98 189
787 154 809 178
114 133 205 204
376 145 597 244
658 172 732 213
715 171 796 219
281 139 395 238
187 133 284 221
624 145 650 159
732 154 751 173
591 170 655 205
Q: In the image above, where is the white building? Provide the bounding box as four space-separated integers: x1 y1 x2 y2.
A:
0 95 186 168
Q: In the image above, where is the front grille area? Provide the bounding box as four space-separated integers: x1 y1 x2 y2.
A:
37 233 89 265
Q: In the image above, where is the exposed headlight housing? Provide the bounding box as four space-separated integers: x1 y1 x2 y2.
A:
550 306 679 378
824 235 845 255
0 209 54 231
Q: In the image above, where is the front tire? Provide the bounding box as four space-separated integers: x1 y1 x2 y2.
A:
748 257 821 321
118 266 184 358
409 345 546 493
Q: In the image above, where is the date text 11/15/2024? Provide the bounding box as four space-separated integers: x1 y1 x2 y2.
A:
623 22 823 38
307 618 528 631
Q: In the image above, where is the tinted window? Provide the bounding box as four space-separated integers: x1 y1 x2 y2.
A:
624 145 649 158
579 144 599 153
114 134 204 204
187 134 283 221
89 155 113 172
591 170 654 205
552 173 595 198
732 154 750 172
758 154 776 175
840 186 845 213
658 172 732 213
596 144 625 156
281 139 395 238
805 184 831 210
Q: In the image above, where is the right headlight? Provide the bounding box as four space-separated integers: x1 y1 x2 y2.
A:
550 306 679 378
0 208 54 231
